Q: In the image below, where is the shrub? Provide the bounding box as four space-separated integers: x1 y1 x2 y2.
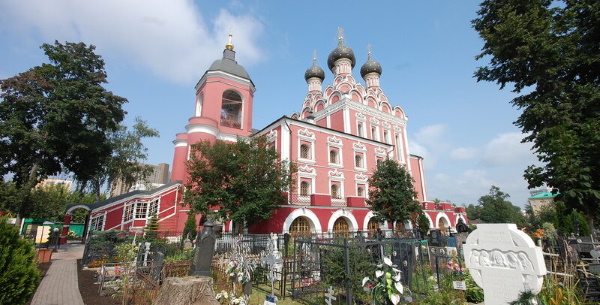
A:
0 217 41 304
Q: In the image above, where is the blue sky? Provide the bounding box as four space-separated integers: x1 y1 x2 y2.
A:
0 0 540 207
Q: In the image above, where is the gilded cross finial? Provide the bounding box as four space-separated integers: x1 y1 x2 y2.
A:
226 27 234 50
337 27 344 43
312 50 317 62
367 44 372 58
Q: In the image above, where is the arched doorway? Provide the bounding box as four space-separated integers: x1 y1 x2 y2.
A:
290 216 311 237
367 219 379 238
333 217 350 237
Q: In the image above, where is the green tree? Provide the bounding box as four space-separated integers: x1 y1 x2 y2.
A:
185 137 295 233
83 117 159 199
0 217 41 304
182 212 198 241
468 186 525 224
473 0 600 229
0 41 127 217
367 159 421 225
0 180 100 222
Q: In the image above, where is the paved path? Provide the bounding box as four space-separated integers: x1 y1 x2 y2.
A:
30 243 85 305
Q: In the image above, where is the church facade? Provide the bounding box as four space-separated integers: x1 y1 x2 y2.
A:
77 33 467 240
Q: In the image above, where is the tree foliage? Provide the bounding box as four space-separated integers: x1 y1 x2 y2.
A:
466 186 525 224
82 117 159 199
0 217 41 304
0 180 99 221
473 0 600 227
0 41 127 190
185 137 295 232
367 159 421 225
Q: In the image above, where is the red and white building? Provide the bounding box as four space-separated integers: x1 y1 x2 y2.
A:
66 34 467 241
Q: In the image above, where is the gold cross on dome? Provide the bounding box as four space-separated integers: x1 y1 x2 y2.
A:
367 44 372 56
337 27 344 41
313 50 317 62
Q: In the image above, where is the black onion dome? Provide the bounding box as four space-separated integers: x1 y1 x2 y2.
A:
360 56 382 78
327 42 356 72
304 62 325 82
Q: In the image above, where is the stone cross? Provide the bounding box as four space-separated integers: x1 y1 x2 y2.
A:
324 286 336 305
262 233 283 298
189 221 216 277
464 224 547 305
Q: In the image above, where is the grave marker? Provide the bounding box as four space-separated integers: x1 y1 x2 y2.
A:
464 224 546 305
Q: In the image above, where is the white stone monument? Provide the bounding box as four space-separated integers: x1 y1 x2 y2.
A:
464 224 547 305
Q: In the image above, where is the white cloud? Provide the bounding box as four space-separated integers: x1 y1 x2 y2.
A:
0 0 265 84
450 147 477 160
415 124 446 147
482 132 535 166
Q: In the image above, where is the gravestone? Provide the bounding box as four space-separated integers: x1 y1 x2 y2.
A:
464 224 547 305
183 239 193 250
262 233 283 304
189 221 216 277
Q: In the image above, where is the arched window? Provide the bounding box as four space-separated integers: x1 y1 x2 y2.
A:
367 219 379 237
329 149 339 164
355 154 363 168
383 131 389 143
357 186 364 197
376 159 383 167
333 218 350 237
331 184 340 199
300 181 310 196
221 90 242 128
371 127 377 140
290 217 311 236
357 123 363 137
300 144 310 159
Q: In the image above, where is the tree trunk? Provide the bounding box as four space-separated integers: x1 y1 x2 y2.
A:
152 276 219 305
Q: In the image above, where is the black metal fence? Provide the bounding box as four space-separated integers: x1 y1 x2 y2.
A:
290 236 429 305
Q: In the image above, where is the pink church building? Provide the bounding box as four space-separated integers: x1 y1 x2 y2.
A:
70 33 467 241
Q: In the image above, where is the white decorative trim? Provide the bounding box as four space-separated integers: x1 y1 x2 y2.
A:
370 118 380 126
298 128 315 139
355 173 369 181
353 142 366 151
327 136 341 144
329 169 343 178
382 122 391 130
394 126 402 133
266 130 277 143
327 210 359 232
282 208 322 234
356 112 366 121
375 148 387 156
298 165 315 173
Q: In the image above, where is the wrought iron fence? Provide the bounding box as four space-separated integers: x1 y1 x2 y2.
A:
290 236 429 305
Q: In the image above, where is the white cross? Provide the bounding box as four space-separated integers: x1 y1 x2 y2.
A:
325 286 336 305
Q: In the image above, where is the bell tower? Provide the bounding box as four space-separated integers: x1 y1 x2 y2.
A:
171 34 256 182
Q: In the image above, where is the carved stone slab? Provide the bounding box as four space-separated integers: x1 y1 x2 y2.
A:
464 224 546 305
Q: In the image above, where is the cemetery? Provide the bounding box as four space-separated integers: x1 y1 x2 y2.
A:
74 221 600 305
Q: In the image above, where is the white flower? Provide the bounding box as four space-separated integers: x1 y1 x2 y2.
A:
383 257 393 266
390 293 401 305
375 270 384 278
216 293 222 300
392 272 401 282
394 281 403 294
362 277 370 287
